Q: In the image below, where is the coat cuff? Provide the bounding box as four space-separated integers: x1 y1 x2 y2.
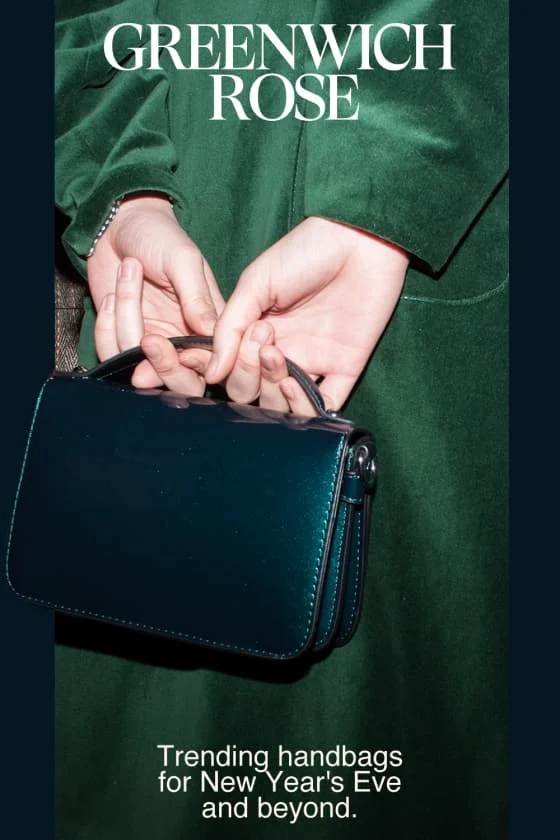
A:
61 165 189 277
303 124 507 272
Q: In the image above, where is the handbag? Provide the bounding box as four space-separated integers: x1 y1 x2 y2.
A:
5 336 376 661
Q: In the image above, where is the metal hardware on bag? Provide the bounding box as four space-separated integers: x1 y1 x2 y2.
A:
352 443 377 491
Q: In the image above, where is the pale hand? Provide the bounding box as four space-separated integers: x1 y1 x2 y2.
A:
94 255 297 404
206 217 409 413
87 194 224 386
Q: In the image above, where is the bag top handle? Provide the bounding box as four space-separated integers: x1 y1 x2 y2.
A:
72 335 337 420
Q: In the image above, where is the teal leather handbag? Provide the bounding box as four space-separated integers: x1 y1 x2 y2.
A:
6 337 376 661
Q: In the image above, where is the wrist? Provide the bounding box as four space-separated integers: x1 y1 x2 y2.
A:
110 192 176 238
87 199 122 258
308 215 410 266
119 192 175 214
87 193 175 258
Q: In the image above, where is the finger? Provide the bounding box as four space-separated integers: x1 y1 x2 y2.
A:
259 345 290 412
225 321 274 404
178 347 213 377
115 257 145 351
134 335 205 396
317 373 356 412
115 257 162 386
281 374 352 415
279 377 318 418
130 357 164 389
94 293 119 361
87 252 121 313
134 341 213 391
206 257 274 384
167 246 220 337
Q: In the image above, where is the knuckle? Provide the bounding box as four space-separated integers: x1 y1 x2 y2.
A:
94 319 111 337
157 361 176 377
235 354 259 376
188 293 215 313
149 351 176 376
115 283 139 302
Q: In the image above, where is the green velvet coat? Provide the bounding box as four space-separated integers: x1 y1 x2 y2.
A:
55 1 508 838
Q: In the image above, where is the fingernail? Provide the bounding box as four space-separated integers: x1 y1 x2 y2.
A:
281 380 296 400
260 354 275 372
250 322 271 345
103 294 115 313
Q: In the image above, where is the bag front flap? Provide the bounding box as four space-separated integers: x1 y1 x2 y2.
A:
7 376 354 659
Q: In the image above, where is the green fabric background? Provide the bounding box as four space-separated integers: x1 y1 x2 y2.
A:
55 1 508 837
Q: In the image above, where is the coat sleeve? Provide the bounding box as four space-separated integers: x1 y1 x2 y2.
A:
55 0 187 275
303 0 508 271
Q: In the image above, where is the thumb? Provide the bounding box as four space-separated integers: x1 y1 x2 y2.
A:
205 256 273 383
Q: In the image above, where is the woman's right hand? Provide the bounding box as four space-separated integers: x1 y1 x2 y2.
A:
87 194 225 387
